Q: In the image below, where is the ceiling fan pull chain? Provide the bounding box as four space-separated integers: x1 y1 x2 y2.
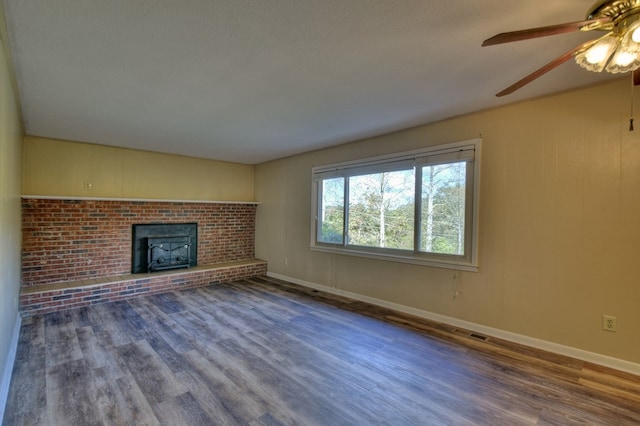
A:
631 72 635 132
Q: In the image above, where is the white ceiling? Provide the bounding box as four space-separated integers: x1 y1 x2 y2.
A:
2 0 620 164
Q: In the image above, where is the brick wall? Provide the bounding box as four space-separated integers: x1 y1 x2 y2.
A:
22 198 258 287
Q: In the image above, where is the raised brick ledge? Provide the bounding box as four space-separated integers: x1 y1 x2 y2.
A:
19 259 267 317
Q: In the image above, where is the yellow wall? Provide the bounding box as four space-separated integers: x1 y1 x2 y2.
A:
0 6 24 407
23 137 255 202
255 78 640 366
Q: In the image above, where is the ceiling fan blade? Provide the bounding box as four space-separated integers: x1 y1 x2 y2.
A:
495 41 596 97
482 17 610 46
634 69 640 86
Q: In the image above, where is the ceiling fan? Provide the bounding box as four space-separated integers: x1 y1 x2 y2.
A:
483 0 640 97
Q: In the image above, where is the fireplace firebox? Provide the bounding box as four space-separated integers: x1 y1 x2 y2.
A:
147 235 191 272
132 223 197 273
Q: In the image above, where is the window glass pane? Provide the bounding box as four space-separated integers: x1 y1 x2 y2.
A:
348 170 415 250
420 161 466 255
318 177 345 244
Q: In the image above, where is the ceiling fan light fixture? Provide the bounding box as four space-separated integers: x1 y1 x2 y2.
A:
614 50 636 66
576 13 640 74
575 34 619 72
621 17 640 48
607 48 640 72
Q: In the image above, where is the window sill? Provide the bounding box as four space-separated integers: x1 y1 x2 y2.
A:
310 245 478 272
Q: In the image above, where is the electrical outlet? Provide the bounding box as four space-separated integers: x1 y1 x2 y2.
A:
602 315 617 332
83 181 93 191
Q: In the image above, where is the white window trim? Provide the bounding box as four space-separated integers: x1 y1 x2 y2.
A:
310 138 481 272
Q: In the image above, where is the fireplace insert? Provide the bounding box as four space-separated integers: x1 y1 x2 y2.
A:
132 223 197 273
147 235 191 272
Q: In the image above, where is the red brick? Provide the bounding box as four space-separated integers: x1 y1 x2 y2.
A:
22 199 257 287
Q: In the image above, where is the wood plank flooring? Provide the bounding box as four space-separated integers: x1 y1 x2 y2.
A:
4 276 640 425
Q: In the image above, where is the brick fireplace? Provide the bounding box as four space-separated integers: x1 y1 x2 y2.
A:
20 198 267 315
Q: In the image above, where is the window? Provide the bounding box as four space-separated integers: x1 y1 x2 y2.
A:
311 139 480 271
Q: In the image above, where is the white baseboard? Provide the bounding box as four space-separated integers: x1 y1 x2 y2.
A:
0 314 21 423
267 272 640 377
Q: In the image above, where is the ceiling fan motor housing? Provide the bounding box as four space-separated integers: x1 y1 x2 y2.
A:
588 0 640 22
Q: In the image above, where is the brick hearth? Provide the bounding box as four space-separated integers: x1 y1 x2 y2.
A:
20 260 267 317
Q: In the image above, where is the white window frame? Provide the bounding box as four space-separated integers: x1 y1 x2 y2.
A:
310 138 481 272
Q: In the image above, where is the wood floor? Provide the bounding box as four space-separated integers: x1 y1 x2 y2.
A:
4 277 640 425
